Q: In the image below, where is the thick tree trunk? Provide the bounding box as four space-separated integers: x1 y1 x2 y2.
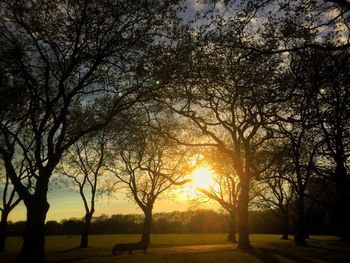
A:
338 197 350 242
80 211 94 248
281 211 289 240
295 195 307 246
237 177 252 250
336 163 350 242
334 116 350 242
141 209 152 244
227 210 237 243
0 210 9 252
17 198 50 263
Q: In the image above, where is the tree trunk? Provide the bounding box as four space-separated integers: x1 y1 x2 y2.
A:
281 211 289 240
0 210 9 252
333 114 350 242
305 216 310 239
80 211 94 248
227 210 237 243
141 209 152 244
338 195 350 242
295 194 307 246
333 153 350 242
237 177 252 250
17 198 50 263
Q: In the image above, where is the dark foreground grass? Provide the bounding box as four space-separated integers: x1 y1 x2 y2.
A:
1 234 349 263
4 233 307 252
4 233 232 252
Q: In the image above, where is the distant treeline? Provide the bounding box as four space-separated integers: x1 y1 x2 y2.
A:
7 209 336 236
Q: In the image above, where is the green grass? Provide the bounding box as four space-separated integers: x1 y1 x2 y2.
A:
5 233 338 252
5 233 231 252
2 234 347 263
60 250 264 263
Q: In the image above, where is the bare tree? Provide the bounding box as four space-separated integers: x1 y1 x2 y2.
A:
253 144 295 240
293 49 350 241
0 1 179 261
153 37 283 250
0 163 22 252
196 149 239 243
313 53 350 242
57 130 109 248
196 0 350 245
109 123 191 244
0 19 25 253
209 0 350 53
273 54 322 245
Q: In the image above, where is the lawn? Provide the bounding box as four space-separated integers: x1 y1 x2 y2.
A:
4 233 294 252
1 234 349 263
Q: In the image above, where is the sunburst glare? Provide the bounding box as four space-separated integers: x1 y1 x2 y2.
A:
191 166 216 190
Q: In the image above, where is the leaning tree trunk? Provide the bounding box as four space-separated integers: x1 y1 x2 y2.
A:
17 197 50 263
227 210 237 243
338 193 350 242
80 210 94 248
295 194 307 246
141 209 153 244
281 210 289 240
0 210 9 252
237 177 253 250
336 162 350 242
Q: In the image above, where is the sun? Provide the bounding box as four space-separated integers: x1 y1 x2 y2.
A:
173 164 217 201
191 166 216 190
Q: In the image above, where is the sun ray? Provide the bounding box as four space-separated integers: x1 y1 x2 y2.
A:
191 166 216 190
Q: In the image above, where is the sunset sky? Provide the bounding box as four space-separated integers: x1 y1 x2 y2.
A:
9 179 218 222
1 1 348 263
5 0 218 223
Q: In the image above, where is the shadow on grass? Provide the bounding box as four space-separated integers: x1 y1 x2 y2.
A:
59 247 83 253
263 248 316 263
244 247 320 263
307 243 350 255
242 247 281 263
47 258 83 263
250 241 350 263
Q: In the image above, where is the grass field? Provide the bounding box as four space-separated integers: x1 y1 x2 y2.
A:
1 234 349 263
4 233 230 252
4 233 299 252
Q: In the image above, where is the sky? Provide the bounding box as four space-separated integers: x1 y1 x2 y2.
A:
4 0 349 225
2 0 221 224
3 0 242 224
8 183 218 222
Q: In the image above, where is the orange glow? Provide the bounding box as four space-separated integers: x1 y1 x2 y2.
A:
191 166 216 190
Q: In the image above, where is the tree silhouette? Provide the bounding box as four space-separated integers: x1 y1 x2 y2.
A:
57 130 109 248
0 164 22 252
108 113 191 244
153 33 283 249
0 1 180 261
292 49 350 241
197 149 239 243
253 144 295 240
